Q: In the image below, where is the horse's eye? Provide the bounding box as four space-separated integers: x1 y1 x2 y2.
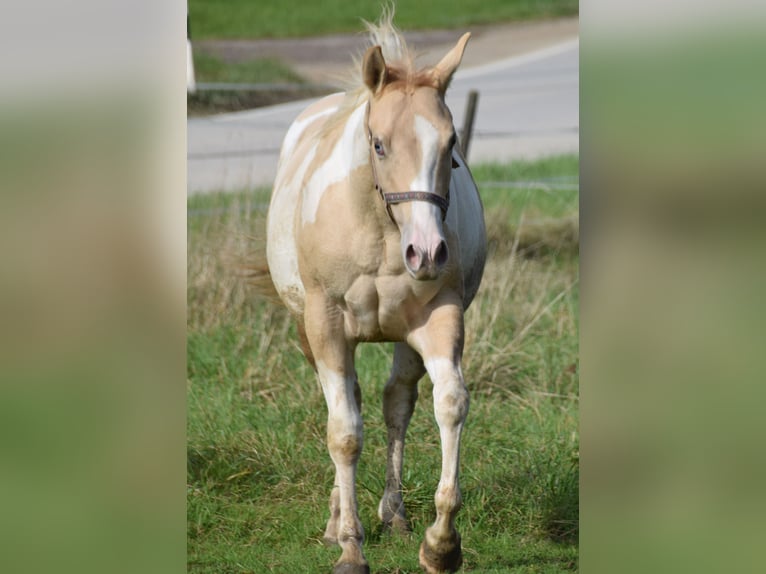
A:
373 139 386 157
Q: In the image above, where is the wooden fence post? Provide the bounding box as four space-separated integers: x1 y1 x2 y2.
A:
460 90 479 158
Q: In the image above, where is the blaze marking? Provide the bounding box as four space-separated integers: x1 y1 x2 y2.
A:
409 114 441 192
406 114 445 247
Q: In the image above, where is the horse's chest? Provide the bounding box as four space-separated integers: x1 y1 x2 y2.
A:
342 273 440 341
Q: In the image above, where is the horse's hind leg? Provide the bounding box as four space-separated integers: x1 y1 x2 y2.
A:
297 319 316 370
379 342 425 533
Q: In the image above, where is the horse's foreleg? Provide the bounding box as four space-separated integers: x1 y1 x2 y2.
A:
305 294 369 574
409 302 468 574
420 357 468 573
324 377 362 546
318 364 368 574
379 342 424 533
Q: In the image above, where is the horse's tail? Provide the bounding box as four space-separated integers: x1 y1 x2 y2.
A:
240 257 281 304
233 229 282 304
240 250 315 369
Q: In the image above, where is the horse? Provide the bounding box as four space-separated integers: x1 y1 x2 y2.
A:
266 15 486 574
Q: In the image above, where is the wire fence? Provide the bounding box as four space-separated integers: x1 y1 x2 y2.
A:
188 89 578 210
187 177 579 217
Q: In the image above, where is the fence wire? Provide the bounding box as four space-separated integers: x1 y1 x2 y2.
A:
187 178 579 217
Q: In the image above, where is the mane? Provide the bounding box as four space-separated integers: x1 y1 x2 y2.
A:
360 6 414 78
320 7 435 137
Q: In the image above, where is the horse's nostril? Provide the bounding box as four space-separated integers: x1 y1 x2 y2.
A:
434 240 448 268
406 244 421 270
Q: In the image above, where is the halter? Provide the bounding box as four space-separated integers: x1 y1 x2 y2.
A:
365 103 450 224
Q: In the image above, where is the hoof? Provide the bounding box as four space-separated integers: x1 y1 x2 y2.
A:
383 514 411 535
419 536 463 574
333 563 370 574
378 497 411 534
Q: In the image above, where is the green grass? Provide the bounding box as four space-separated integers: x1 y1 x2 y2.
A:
189 52 324 116
187 155 579 572
188 53 316 116
194 53 306 84
189 0 579 39
473 155 579 217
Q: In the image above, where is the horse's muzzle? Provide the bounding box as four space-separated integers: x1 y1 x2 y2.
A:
405 238 449 280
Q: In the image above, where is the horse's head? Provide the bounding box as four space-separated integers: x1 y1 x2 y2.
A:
362 33 470 281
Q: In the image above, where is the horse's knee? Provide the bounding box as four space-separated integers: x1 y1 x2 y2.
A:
327 415 363 464
324 387 363 460
328 432 362 463
434 383 469 428
426 358 469 427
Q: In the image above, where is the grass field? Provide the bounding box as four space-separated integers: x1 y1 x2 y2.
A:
188 0 579 39
188 2 579 115
187 155 579 572
188 55 318 115
194 54 306 84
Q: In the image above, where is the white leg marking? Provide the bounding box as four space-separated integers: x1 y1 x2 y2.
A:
423 357 468 559
425 358 468 490
316 360 366 565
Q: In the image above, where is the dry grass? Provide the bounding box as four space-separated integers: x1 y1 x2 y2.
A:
465 220 578 398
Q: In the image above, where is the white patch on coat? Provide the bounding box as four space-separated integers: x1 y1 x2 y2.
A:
316 361 363 439
302 103 368 225
424 356 468 493
281 105 337 162
267 147 318 315
424 357 462 386
268 138 319 316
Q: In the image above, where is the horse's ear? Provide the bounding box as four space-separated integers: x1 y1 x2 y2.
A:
363 45 388 95
432 32 471 94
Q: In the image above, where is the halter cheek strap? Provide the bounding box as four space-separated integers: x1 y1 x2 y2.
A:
368 144 450 223
365 104 451 224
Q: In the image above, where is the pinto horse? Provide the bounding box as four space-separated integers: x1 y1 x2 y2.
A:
266 17 486 574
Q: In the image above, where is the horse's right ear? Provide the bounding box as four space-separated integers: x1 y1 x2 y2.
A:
362 45 387 94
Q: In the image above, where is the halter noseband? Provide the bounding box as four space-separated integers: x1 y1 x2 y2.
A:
365 104 450 224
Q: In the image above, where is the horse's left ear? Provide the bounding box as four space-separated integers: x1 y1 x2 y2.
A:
432 32 471 95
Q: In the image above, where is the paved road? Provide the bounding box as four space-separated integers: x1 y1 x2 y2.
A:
187 39 578 195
